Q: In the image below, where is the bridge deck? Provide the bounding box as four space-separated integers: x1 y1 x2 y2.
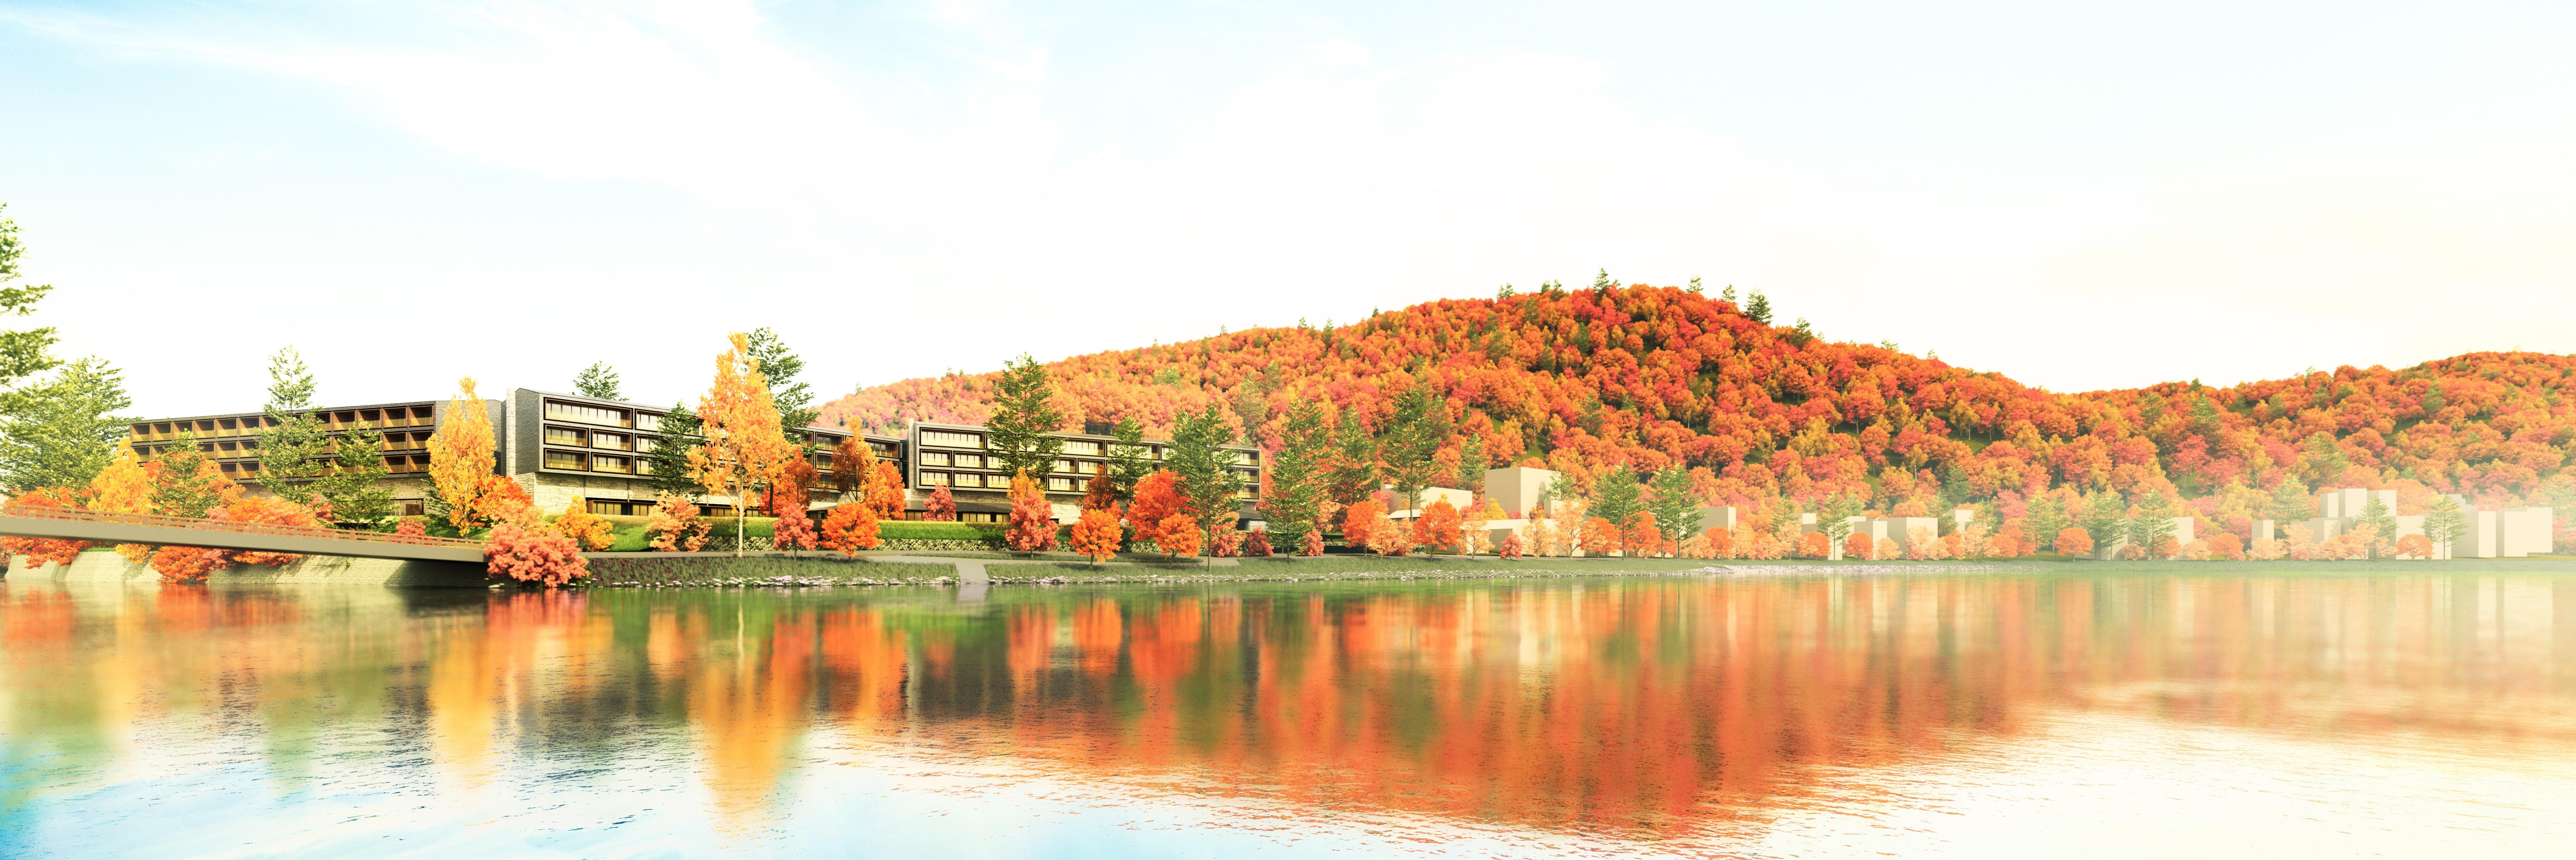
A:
0 508 486 564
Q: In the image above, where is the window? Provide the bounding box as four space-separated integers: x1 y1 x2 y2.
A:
1061 440 1102 456
634 413 660 431
635 437 657 452
546 427 585 446
1232 451 1254 465
1053 459 1076 474
922 471 950 486
592 433 630 451
400 500 426 517
961 512 1004 523
636 459 655 475
920 451 950 467
952 454 983 469
1046 477 1076 492
592 455 632 474
922 430 981 448
545 451 585 470
869 441 898 457
953 473 983 488
544 401 630 427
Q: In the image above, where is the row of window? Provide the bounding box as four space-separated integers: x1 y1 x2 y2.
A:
130 406 437 442
545 425 657 452
543 400 664 431
917 470 1257 496
545 451 652 475
210 453 435 477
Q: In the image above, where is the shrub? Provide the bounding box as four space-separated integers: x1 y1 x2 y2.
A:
1298 528 1325 557
486 523 589 587
553 500 616 551
925 484 956 521
878 521 1004 541
395 517 428 538
648 492 712 552
1498 533 1524 559
1211 528 1243 557
775 507 819 552
820 503 880 556
1005 473 1057 553
2054 527 2092 557
1245 525 1273 557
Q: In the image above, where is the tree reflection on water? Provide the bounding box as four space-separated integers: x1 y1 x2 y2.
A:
4 573 2574 848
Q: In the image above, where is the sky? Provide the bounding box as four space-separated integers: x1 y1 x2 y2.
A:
2 0 2572 418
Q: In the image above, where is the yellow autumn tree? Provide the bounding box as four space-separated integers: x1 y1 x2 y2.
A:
686 333 795 555
426 378 499 532
86 439 155 562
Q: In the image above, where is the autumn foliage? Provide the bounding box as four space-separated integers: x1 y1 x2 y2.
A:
1072 506 1122 563
820 502 880 555
1156 513 1201 559
648 492 712 552
925 484 956 521
1006 472 1058 553
553 499 615 551
485 523 589 587
1412 498 1462 553
814 284 2576 555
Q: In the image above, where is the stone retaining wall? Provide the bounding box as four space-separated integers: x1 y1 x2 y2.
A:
6 552 487 587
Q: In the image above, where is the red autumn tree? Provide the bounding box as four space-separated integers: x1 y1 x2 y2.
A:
1244 525 1273 557
0 488 93 566
1298 528 1326 556
1412 498 1463 553
1083 466 1118 511
1129 470 1186 547
1625 512 1660 557
2208 532 2245 560
1156 512 1201 559
1497 532 1525 559
1071 506 1122 565
925 484 956 521
395 518 429 539
1798 532 1831 558
485 523 589 587
820 502 880 556
774 507 819 552
1580 517 1618 555
648 492 712 551
1844 532 1874 560
1005 472 1058 553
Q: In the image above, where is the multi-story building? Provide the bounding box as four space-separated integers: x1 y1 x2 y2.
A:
126 399 492 517
499 389 901 516
128 392 1262 526
906 421 1261 523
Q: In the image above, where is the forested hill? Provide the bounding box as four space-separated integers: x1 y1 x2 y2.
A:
817 284 2576 513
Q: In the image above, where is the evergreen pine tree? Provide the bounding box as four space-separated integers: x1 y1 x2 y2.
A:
642 403 705 499
2356 493 2397 558
2024 495 2070 551
150 433 227 517
985 353 1067 480
2128 490 2179 558
1456 433 1486 492
1380 384 1452 512
317 429 396 528
0 356 131 491
255 347 334 497
1687 276 1703 294
0 203 61 411
1745 289 1773 325
1818 491 1863 553
1259 400 1331 543
1720 284 1736 304
1326 406 1380 510
1168 404 1240 539
2079 491 2127 553
1646 465 1703 546
1107 416 1152 501
572 361 624 400
2422 495 2466 559
743 328 817 431
2269 477 2315 523
1590 465 1644 532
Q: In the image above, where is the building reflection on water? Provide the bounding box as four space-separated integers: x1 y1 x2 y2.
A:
4 574 2575 844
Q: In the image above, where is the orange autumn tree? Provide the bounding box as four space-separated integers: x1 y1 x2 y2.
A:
1156 512 1201 559
1413 497 1462 553
426 378 512 532
87 440 154 562
868 461 906 519
1340 498 1387 552
820 502 880 556
553 499 615 551
1006 471 1058 553
1071 506 1122 565
686 332 796 556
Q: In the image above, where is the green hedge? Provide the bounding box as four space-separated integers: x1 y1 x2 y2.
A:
879 521 1004 541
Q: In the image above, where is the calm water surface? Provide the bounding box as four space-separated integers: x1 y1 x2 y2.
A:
5 572 2576 858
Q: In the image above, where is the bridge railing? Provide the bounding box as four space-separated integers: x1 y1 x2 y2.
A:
0 503 487 550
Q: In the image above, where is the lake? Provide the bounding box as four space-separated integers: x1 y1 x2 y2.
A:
5 570 2575 858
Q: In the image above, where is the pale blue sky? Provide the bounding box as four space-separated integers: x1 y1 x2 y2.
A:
4 1 2572 416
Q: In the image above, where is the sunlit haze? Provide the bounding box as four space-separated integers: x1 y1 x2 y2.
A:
3 0 2571 416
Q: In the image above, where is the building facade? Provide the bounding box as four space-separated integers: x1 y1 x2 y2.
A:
131 392 1262 525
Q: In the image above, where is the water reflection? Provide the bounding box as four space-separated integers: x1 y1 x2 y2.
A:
5 574 2576 856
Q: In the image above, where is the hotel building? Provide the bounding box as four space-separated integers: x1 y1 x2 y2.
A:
130 392 1260 525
